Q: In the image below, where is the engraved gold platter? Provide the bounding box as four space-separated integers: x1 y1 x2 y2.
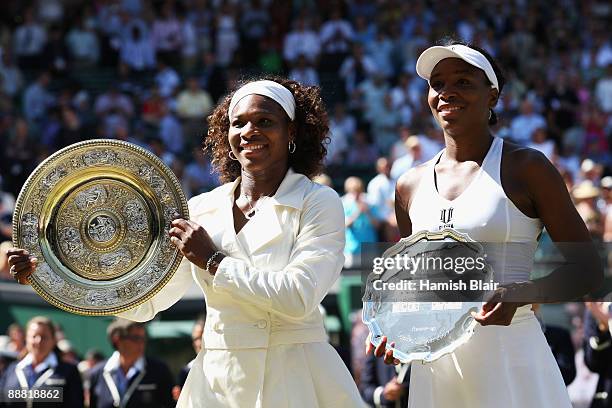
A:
12 139 189 315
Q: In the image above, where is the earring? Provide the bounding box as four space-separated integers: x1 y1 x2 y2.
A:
488 109 493 121
288 140 296 154
229 151 238 160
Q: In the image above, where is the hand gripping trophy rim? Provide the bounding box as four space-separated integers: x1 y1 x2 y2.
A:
363 228 494 363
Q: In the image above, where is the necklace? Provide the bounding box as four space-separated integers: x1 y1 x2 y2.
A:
240 191 272 220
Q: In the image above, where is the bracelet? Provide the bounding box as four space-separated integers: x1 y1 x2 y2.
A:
205 250 225 275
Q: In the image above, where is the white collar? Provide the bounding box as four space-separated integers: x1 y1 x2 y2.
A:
17 352 58 374
228 168 310 211
104 351 145 380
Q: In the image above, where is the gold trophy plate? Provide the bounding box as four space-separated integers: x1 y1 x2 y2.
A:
12 140 189 315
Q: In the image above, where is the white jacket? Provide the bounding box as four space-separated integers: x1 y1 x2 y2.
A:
119 169 364 407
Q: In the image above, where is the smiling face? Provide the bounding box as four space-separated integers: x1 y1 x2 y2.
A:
228 94 294 175
427 58 498 136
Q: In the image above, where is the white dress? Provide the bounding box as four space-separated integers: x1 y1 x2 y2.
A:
119 169 365 407
407 137 572 408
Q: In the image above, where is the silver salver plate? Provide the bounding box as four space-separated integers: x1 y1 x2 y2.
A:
363 229 494 363
12 139 189 315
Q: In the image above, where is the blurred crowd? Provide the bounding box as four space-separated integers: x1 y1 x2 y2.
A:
0 0 608 268
0 0 611 406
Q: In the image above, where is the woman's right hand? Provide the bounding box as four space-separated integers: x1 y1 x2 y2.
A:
365 334 400 365
6 248 37 285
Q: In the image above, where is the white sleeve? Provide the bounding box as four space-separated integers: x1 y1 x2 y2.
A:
211 187 345 320
117 194 209 322
116 257 195 322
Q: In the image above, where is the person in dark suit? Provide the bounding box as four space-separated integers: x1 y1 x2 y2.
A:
584 301 612 408
172 316 204 402
533 304 576 385
88 318 174 408
360 352 410 408
544 325 577 386
0 316 84 407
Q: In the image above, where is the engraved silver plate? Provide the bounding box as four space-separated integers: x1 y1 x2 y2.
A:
12 139 189 315
363 229 494 363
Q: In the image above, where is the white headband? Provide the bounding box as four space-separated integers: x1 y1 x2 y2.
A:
228 80 296 120
416 44 499 91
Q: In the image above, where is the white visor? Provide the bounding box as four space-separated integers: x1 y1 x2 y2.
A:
229 80 296 120
416 44 499 90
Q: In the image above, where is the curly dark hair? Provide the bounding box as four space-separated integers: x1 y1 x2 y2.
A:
204 76 329 183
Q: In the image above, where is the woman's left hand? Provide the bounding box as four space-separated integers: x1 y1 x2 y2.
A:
472 285 522 326
169 219 217 269
473 301 520 326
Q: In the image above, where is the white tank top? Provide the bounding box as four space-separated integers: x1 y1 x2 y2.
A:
409 137 543 284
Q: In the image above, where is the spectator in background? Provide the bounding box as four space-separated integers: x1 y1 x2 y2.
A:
573 180 604 240
289 54 319 86
0 50 24 98
0 316 84 407
532 304 577 386
141 86 165 126
151 1 183 66
544 72 579 137
5 323 25 356
339 43 377 96
146 136 175 168
119 22 156 74
158 102 184 155
197 51 226 104
56 106 84 149
2 117 37 197
13 7 47 69
172 316 205 401
88 318 174 408
595 64 612 113
94 86 133 139
390 135 423 181
365 29 394 79
347 126 378 166
360 353 410 408
22 71 54 125
371 93 402 154
319 7 354 73
510 99 547 145
42 25 70 76
326 102 354 165
329 102 356 140
78 349 105 408
154 58 180 99
389 73 418 127
283 16 321 65
342 176 379 268
239 0 270 65
368 157 398 242
584 301 612 408
178 9 198 72
176 77 213 144
527 126 556 161
184 147 219 198
65 16 100 67
214 2 239 67
94 86 134 120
